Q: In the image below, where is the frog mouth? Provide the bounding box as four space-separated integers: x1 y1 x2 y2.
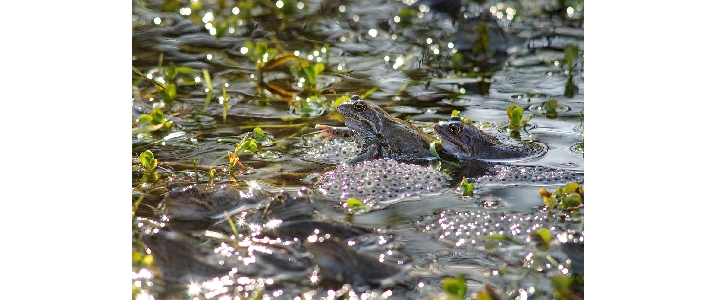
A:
436 126 472 156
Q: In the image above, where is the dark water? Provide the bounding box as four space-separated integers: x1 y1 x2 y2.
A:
132 0 584 298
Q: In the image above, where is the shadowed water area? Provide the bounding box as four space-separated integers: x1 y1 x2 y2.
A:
132 0 584 298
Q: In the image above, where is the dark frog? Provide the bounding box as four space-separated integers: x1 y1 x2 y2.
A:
336 95 438 165
434 116 547 161
163 182 271 230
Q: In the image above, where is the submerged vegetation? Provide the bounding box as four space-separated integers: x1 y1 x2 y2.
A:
132 0 584 298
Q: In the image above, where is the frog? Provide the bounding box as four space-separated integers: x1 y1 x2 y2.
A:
434 116 582 185
163 183 272 230
434 116 547 161
303 236 405 292
336 95 438 165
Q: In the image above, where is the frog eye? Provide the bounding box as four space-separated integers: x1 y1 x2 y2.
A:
353 101 367 112
448 122 462 134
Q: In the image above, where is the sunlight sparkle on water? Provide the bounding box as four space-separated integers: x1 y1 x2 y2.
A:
207 54 213 60
202 12 214 23
393 57 404 69
180 8 191 15
368 29 378 37
276 0 284 8
188 283 202 294
339 5 345 12
232 7 239 14
297 2 304 9
153 17 161 25
394 16 400 23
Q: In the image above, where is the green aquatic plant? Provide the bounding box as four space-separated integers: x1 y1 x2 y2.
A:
133 108 174 136
563 44 580 97
235 135 260 154
429 140 462 168
459 177 475 196
530 228 552 251
209 168 216 184
138 150 159 182
243 41 298 94
291 58 325 95
541 99 559 119
344 198 367 214
539 182 584 211
137 54 201 103
506 104 532 138
442 274 467 299
139 150 158 174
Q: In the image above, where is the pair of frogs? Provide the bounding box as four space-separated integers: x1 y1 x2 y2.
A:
332 95 546 167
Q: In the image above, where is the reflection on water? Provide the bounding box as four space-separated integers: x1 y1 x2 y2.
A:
132 0 583 298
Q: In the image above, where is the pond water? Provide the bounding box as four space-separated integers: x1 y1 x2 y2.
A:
132 0 584 298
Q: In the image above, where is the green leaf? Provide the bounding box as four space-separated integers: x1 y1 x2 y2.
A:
333 96 351 108
540 188 557 209
429 141 441 158
253 127 266 140
506 104 518 116
442 274 467 298
150 108 165 125
563 44 579 66
138 114 153 125
560 194 582 209
531 228 552 252
552 274 573 300
459 177 474 196
346 198 364 210
483 234 522 244
313 63 325 76
139 150 157 172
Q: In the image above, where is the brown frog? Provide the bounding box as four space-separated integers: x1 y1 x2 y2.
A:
434 116 547 161
336 95 438 164
163 183 271 230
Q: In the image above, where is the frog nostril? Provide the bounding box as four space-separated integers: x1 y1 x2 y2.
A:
353 100 367 112
448 123 462 134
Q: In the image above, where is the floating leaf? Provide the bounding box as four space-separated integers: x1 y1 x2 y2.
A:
531 228 552 251
346 198 364 210
441 274 467 298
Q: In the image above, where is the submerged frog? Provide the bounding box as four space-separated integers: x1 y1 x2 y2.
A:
303 236 406 292
336 95 438 165
434 116 547 161
163 183 273 230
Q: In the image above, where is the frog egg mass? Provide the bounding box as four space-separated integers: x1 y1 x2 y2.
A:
302 138 362 164
476 165 584 186
314 158 451 203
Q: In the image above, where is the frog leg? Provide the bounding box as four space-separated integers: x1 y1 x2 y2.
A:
348 142 380 165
